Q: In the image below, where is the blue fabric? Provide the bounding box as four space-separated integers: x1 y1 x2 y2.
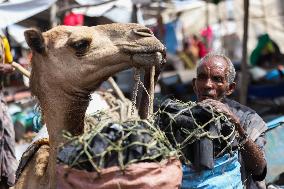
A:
266 115 284 130
265 69 280 80
182 152 242 189
32 105 42 132
265 69 284 80
165 22 178 54
248 80 284 98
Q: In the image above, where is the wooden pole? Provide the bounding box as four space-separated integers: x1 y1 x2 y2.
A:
240 0 249 105
107 77 126 102
261 0 268 33
11 62 30 78
216 3 224 53
205 0 209 49
50 3 58 28
206 0 209 27
131 4 138 23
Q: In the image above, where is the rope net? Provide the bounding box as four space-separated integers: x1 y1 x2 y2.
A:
155 99 237 167
57 112 177 173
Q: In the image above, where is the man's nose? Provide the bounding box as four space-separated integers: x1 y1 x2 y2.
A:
204 79 213 88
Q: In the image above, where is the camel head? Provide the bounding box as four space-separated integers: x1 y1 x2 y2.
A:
24 23 165 137
25 24 165 102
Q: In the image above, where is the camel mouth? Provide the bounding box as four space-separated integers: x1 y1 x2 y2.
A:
132 51 166 67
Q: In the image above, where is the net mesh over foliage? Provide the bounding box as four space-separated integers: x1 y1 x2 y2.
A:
57 113 177 173
57 93 237 172
156 99 236 169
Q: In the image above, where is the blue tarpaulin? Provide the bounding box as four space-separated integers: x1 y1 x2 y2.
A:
265 116 284 182
182 152 242 189
248 81 284 99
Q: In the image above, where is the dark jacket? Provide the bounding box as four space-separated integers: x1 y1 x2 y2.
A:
224 98 267 189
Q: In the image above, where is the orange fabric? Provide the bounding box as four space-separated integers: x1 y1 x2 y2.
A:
57 158 182 189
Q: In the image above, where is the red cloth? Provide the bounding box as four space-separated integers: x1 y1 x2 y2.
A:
200 26 213 46
197 41 207 58
63 12 84 26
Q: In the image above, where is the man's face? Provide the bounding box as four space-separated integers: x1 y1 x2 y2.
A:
193 57 235 101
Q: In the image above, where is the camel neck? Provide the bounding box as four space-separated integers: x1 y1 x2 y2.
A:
41 92 89 143
37 92 89 189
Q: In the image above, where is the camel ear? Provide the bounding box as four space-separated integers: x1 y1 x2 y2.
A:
24 28 46 55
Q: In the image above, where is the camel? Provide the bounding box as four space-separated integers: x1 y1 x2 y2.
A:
15 23 165 189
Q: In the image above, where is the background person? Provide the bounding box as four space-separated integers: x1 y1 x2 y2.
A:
0 35 17 189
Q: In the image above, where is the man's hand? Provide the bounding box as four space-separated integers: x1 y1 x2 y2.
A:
198 99 238 122
198 99 245 135
0 64 14 74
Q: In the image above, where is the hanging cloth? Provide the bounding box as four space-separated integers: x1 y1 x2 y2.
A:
63 12 84 26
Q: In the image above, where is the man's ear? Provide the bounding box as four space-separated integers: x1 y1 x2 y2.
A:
192 78 197 94
226 82 236 96
24 28 46 55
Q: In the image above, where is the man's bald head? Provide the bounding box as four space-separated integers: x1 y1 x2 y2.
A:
197 52 236 84
193 52 236 101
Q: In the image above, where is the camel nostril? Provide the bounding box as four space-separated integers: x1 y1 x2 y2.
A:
133 28 154 37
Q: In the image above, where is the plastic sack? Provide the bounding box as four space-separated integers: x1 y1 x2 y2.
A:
57 158 182 189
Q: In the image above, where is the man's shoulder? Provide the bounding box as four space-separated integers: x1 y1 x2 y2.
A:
224 98 267 141
224 98 256 114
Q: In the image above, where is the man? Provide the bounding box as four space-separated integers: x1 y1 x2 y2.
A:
192 52 267 188
0 35 17 189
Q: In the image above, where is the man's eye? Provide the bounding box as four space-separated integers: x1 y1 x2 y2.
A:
212 76 223 82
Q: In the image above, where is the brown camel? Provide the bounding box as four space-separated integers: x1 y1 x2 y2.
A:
15 23 165 189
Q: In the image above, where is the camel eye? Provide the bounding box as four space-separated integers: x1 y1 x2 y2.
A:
69 39 91 55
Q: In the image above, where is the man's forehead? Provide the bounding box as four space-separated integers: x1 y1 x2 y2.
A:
198 57 228 74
